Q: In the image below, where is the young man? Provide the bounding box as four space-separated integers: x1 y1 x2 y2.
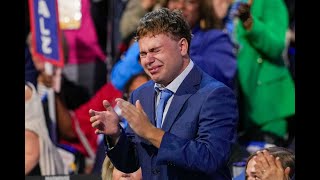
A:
90 8 238 179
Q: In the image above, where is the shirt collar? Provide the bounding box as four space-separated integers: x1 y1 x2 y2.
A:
154 60 194 94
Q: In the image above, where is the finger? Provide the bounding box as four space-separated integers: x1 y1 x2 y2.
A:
95 129 104 135
274 156 284 170
263 150 276 168
256 151 269 170
117 100 136 118
115 98 125 104
247 0 253 6
89 114 99 123
89 109 96 117
136 100 142 109
253 156 264 177
91 120 102 129
116 98 133 110
136 100 147 116
116 99 141 123
103 100 115 112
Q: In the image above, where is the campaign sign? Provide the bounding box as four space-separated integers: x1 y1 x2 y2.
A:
28 0 64 67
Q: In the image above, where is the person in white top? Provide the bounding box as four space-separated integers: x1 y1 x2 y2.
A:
25 82 66 175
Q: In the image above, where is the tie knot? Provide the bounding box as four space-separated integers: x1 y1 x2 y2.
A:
160 89 173 99
155 87 173 98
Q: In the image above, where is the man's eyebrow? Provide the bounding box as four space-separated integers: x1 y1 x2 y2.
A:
149 45 162 52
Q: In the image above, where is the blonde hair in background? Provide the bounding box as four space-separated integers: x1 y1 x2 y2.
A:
101 156 114 180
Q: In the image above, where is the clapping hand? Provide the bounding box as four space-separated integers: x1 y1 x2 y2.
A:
89 100 121 138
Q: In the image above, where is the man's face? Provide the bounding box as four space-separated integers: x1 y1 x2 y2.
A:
138 34 189 86
167 0 200 28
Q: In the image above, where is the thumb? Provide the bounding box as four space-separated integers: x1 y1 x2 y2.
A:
103 100 115 112
275 157 283 169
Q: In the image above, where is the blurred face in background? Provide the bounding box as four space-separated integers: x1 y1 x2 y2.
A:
128 75 149 93
212 0 232 20
167 0 200 28
246 157 259 180
123 74 150 101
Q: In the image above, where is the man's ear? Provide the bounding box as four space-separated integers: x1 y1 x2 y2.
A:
179 38 188 56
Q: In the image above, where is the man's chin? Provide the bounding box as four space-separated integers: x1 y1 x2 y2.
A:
152 77 163 84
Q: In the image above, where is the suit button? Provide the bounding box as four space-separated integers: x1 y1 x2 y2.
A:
257 57 263 64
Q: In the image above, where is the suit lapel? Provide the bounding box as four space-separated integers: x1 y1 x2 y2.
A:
140 82 157 126
161 66 202 131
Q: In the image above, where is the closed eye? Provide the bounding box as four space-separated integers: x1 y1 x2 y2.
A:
140 52 147 58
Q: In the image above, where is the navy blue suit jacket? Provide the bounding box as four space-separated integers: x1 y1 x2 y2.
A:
107 65 238 180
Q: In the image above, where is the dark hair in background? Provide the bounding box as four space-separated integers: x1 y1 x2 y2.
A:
122 72 150 101
135 8 192 53
199 0 224 30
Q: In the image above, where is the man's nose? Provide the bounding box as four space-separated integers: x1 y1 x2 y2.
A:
145 52 156 63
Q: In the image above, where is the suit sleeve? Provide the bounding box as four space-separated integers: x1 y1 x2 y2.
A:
105 90 140 173
157 86 238 175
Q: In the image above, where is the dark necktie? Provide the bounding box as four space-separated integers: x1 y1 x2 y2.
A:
155 88 173 128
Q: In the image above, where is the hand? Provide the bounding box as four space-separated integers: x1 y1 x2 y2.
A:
37 68 62 93
254 150 290 180
89 100 121 138
115 98 154 138
37 72 53 88
235 0 253 29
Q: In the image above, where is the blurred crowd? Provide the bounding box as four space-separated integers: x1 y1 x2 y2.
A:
25 0 295 179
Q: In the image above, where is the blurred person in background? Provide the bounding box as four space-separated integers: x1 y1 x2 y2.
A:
101 155 142 180
59 0 108 97
168 0 237 89
245 146 295 180
119 0 166 43
25 82 66 176
234 0 295 147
